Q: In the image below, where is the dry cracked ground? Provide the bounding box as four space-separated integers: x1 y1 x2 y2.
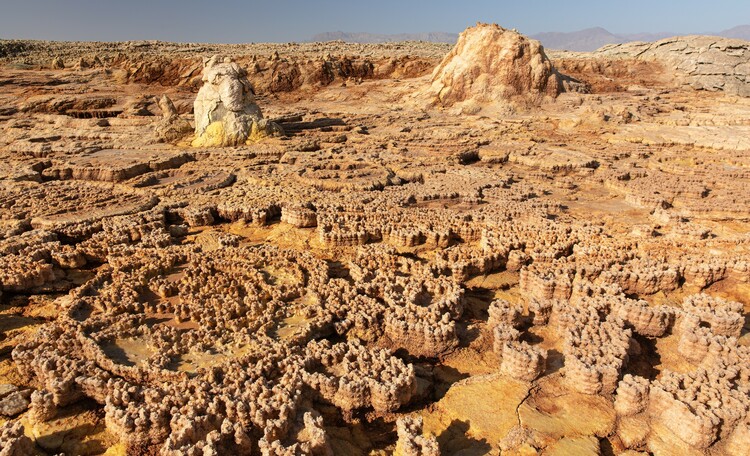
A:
0 24 749 456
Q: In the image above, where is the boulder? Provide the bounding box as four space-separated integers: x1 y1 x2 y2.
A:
154 95 192 143
0 391 30 416
192 55 282 147
51 57 65 69
0 422 35 455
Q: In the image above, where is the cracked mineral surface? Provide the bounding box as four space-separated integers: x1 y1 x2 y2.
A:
0 22 749 456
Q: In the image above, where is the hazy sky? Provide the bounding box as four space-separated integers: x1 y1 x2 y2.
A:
1 0 748 42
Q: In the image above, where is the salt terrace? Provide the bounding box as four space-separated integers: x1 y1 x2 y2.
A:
0 23 749 456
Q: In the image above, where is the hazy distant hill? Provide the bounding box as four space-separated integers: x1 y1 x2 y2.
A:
531 25 750 51
530 27 674 51
721 25 750 40
310 31 458 43
532 27 616 52
311 25 750 50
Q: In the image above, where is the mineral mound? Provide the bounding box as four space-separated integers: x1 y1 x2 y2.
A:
427 22 562 106
192 55 282 147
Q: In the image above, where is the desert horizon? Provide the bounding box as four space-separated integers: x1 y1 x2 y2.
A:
1 2 749 455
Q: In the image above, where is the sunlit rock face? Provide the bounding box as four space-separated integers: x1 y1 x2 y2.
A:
596 35 750 97
192 55 282 147
428 22 561 107
155 95 192 143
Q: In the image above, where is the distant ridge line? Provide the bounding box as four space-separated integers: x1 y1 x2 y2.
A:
310 31 458 44
310 25 750 51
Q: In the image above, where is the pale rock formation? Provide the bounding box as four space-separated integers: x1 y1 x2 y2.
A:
3 34 750 455
615 375 652 449
161 415 254 456
394 416 440 456
561 306 631 395
597 36 750 97
192 55 282 147
298 412 333 456
614 299 673 337
528 297 553 325
519 265 574 303
600 259 680 296
0 384 30 417
505 249 529 272
487 299 522 329
0 422 35 456
499 341 547 382
259 412 333 456
614 374 650 416
648 368 747 450
155 95 192 143
303 339 415 416
29 389 56 422
676 314 714 363
427 23 561 107
384 311 459 358
281 203 318 228
492 323 521 355
178 205 217 227
682 293 744 337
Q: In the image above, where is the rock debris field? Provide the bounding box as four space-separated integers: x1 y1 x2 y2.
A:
0 22 749 456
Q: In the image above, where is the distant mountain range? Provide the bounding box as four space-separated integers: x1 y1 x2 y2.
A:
310 25 750 51
310 31 458 44
530 25 750 51
530 28 674 52
720 25 750 40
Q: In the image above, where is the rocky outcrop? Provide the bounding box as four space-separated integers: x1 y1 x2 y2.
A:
681 293 744 337
395 417 440 456
281 203 318 228
613 299 673 337
50 56 64 69
560 303 631 395
426 23 563 107
488 299 522 329
29 389 56 422
192 55 282 147
0 384 31 417
0 422 35 456
499 341 547 382
258 412 333 456
596 36 750 97
614 374 650 417
3 30 750 455
528 298 554 325
154 95 192 143
303 339 416 415
648 368 745 450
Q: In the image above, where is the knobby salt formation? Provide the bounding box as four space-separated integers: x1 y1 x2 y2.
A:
192 55 282 147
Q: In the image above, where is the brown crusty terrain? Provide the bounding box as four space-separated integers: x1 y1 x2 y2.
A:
0 25 749 455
